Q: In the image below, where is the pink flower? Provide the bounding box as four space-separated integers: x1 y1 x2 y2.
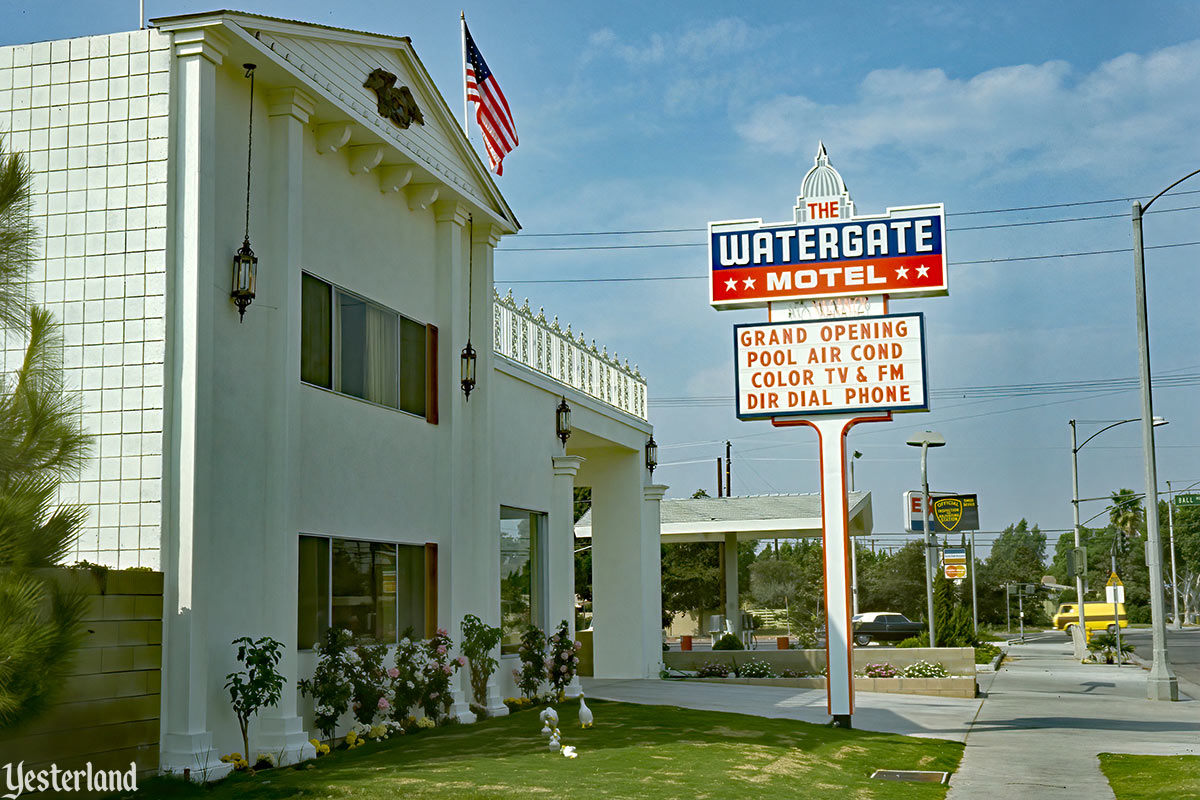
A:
442 664 453 675
378 697 390 710
437 645 447 655
456 656 467 667
573 642 582 650
560 665 568 672
437 628 448 637
387 667 400 679
573 657 579 664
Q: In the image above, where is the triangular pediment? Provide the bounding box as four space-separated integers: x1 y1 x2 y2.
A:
154 10 518 232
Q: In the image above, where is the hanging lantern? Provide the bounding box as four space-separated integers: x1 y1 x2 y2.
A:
556 396 572 447
645 435 658 476
231 237 257 321
231 64 258 322
461 340 477 399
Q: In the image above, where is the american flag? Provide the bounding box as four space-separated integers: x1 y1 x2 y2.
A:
463 20 517 175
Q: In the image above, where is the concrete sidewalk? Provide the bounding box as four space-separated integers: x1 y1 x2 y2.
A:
584 636 1199 798
947 637 1199 799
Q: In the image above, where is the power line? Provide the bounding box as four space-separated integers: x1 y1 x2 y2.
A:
514 189 1200 238
494 239 1200 283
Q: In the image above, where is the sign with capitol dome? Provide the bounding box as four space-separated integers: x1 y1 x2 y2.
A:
709 144 948 308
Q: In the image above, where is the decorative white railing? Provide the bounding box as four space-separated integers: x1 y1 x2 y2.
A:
493 289 648 421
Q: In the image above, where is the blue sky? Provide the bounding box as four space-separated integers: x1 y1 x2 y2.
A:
6 1 1200 557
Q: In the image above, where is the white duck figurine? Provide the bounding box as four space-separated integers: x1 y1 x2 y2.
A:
561 745 578 758
548 728 561 751
578 693 594 729
539 706 559 735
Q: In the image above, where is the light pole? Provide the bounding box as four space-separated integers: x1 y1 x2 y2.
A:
907 431 945 647
1131 171 1198 701
1070 416 1167 644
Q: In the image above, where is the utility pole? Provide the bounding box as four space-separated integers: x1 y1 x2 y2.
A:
725 440 732 497
716 458 723 497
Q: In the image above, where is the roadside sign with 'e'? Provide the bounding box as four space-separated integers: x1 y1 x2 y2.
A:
1175 493 1200 507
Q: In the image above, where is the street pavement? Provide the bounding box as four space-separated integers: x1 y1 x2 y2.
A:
584 634 1199 798
1119 625 1200 699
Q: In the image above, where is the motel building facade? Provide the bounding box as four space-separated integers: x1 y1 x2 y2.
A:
0 10 666 775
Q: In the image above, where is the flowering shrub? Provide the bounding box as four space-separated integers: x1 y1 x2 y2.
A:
461 614 503 707
546 621 580 701
696 661 730 678
902 660 950 678
739 658 775 678
415 716 436 730
348 643 391 726
420 628 464 723
504 696 534 712
863 662 899 678
515 625 548 700
308 738 331 757
390 630 426 719
779 668 800 678
298 628 355 743
219 752 248 771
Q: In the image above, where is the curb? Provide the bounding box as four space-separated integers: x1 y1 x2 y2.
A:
1126 650 1200 701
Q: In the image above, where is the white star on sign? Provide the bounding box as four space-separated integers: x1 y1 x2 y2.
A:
895 266 909 280
743 277 756 290
725 278 738 291
916 265 930 278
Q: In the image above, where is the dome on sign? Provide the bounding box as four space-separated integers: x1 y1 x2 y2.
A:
800 142 847 199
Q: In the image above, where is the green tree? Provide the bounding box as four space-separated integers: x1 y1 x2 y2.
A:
858 540 927 620
1109 488 1144 554
0 139 93 730
974 520 1047 625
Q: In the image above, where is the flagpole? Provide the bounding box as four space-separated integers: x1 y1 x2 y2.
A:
460 11 470 137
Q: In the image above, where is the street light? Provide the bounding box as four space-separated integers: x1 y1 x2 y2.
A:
906 431 945 646
1070 416 1167 644
1131 171 1198 701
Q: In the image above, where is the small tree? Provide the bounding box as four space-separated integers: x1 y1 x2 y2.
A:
224 636 286 762
460 614 502 708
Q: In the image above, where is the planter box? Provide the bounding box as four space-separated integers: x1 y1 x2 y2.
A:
665 646 976 677
687 675 977 699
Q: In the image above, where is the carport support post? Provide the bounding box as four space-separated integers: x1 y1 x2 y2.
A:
552 455 586 698
724 532 740 638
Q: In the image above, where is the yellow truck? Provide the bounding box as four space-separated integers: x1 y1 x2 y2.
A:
1052 602 1127 638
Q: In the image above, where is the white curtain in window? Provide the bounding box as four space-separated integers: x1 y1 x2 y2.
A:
365 304 398 407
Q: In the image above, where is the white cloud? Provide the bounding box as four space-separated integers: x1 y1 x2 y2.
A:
735 39 1200 184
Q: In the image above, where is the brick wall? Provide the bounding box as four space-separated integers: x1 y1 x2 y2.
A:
0 569 163 777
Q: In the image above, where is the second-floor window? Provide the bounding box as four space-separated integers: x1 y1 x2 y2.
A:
301 272 433 418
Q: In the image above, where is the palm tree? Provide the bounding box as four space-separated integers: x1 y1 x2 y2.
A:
0 138 93 730
1109 488 1144 552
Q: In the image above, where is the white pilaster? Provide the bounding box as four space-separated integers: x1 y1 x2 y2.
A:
255 87 317 764
724 532 739 636
643 483 668 675
160 25 228 778
552 455 586 698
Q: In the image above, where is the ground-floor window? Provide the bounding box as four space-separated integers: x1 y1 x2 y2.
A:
500 507 545 654
297 534 427 649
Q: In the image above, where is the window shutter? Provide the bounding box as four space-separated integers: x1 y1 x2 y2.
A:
426 323 439 424
424 543 439 638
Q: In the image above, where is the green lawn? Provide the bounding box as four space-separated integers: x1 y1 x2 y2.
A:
1099 753 1200 799
113 700 962 800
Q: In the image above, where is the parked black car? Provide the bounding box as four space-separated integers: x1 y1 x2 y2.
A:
851 612 924 646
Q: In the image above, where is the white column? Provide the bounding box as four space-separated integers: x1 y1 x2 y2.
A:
723 532 739 636
160 26 229 779
254 87 317 764
590 452 661 678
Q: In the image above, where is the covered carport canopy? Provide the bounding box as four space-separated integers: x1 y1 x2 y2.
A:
575 492 874 635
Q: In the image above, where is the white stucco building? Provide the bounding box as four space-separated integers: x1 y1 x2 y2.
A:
0 10 664 775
